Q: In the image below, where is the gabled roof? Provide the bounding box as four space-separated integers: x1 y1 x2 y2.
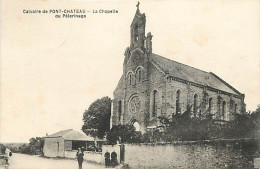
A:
150 53 241 95
114 75 124 93
47 129 73 137
46 129 95 141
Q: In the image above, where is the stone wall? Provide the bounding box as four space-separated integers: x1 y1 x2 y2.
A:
122 139 257 169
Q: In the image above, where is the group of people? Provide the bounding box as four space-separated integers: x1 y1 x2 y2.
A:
76 147 118 169
104 151 118 168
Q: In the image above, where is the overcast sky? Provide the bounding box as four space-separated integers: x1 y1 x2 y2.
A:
1 0 259 143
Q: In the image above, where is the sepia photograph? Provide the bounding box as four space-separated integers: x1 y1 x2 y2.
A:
0 0 260 168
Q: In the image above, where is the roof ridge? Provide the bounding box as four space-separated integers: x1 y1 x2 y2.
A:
210 72 241 95
151 53 210 74
48 129 73 137
150 53 241 95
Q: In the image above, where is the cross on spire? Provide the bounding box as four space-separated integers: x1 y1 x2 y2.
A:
136 1 140 9
136 1 140 14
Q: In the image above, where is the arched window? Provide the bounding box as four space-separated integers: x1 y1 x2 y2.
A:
129 74 132 85
118 100 122 122
152 90 158 117
230 100 234 112
222 101 226 120
136 68 142 82
217 96 222 119
134 25 138 42
176 90 181 114
208 98 212 114
193 94 198 117
138 69 141 82
234 104 237 114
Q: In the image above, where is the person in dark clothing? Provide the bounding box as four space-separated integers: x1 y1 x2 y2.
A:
104 151 110 168
111 151 118 167
76 148 84 169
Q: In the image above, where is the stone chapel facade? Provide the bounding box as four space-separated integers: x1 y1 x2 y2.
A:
110 3 246 133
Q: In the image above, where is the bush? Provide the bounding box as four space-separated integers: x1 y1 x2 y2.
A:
158 108 259 141
106 124 143 144
0 144 6 155
18 137 44 155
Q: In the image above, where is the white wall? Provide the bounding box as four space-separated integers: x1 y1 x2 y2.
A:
65 150 103 164
43 137 65 157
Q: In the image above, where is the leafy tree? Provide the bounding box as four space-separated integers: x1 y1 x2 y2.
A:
20 144 32 154
250 104 260 128
29 137 44 154
19 137 44 155
106 124 142 144
0 144 6 155
82 96 111 139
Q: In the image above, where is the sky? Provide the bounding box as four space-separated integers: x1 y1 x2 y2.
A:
0 0 259 143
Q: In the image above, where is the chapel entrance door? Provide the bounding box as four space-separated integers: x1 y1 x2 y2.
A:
131 119 140 131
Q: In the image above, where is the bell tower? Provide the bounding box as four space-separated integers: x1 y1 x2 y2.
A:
130 2 146 51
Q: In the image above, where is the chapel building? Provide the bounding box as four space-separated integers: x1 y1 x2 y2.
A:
110 3 246 133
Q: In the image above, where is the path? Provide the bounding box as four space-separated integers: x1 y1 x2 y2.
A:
0 153 106 169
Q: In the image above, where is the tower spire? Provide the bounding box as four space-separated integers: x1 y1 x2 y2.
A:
130 1 146 51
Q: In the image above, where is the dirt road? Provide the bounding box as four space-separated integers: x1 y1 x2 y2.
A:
1 153 106 169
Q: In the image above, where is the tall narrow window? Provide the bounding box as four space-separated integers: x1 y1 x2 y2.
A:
176 90 181 114
209 98 212 115
152 90 158 117
138 69 141 82
234 104 237 114
136 68 142 82
217 96 222 120
222 101 226 120
129 74 132 85
118 101 122 122
134 25 138 42
230 100 234 111
193 94 198 117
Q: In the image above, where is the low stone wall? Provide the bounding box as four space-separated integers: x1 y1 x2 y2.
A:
65 150 102 164
123 139 258 169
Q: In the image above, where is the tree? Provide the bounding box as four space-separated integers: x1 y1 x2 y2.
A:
29 137 44 154
250 104 260 128
82 96 111 138
18 137 44 155
0 144 6 155
106 124 142 145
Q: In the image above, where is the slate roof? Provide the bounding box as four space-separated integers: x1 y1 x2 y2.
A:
114 53 241 96
46 129 95 141
115 75 124 92
150 53 241 95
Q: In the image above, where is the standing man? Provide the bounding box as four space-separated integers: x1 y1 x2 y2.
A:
4 148 11 166
104 151 110 168
111 151 118 167
76 148 84 169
